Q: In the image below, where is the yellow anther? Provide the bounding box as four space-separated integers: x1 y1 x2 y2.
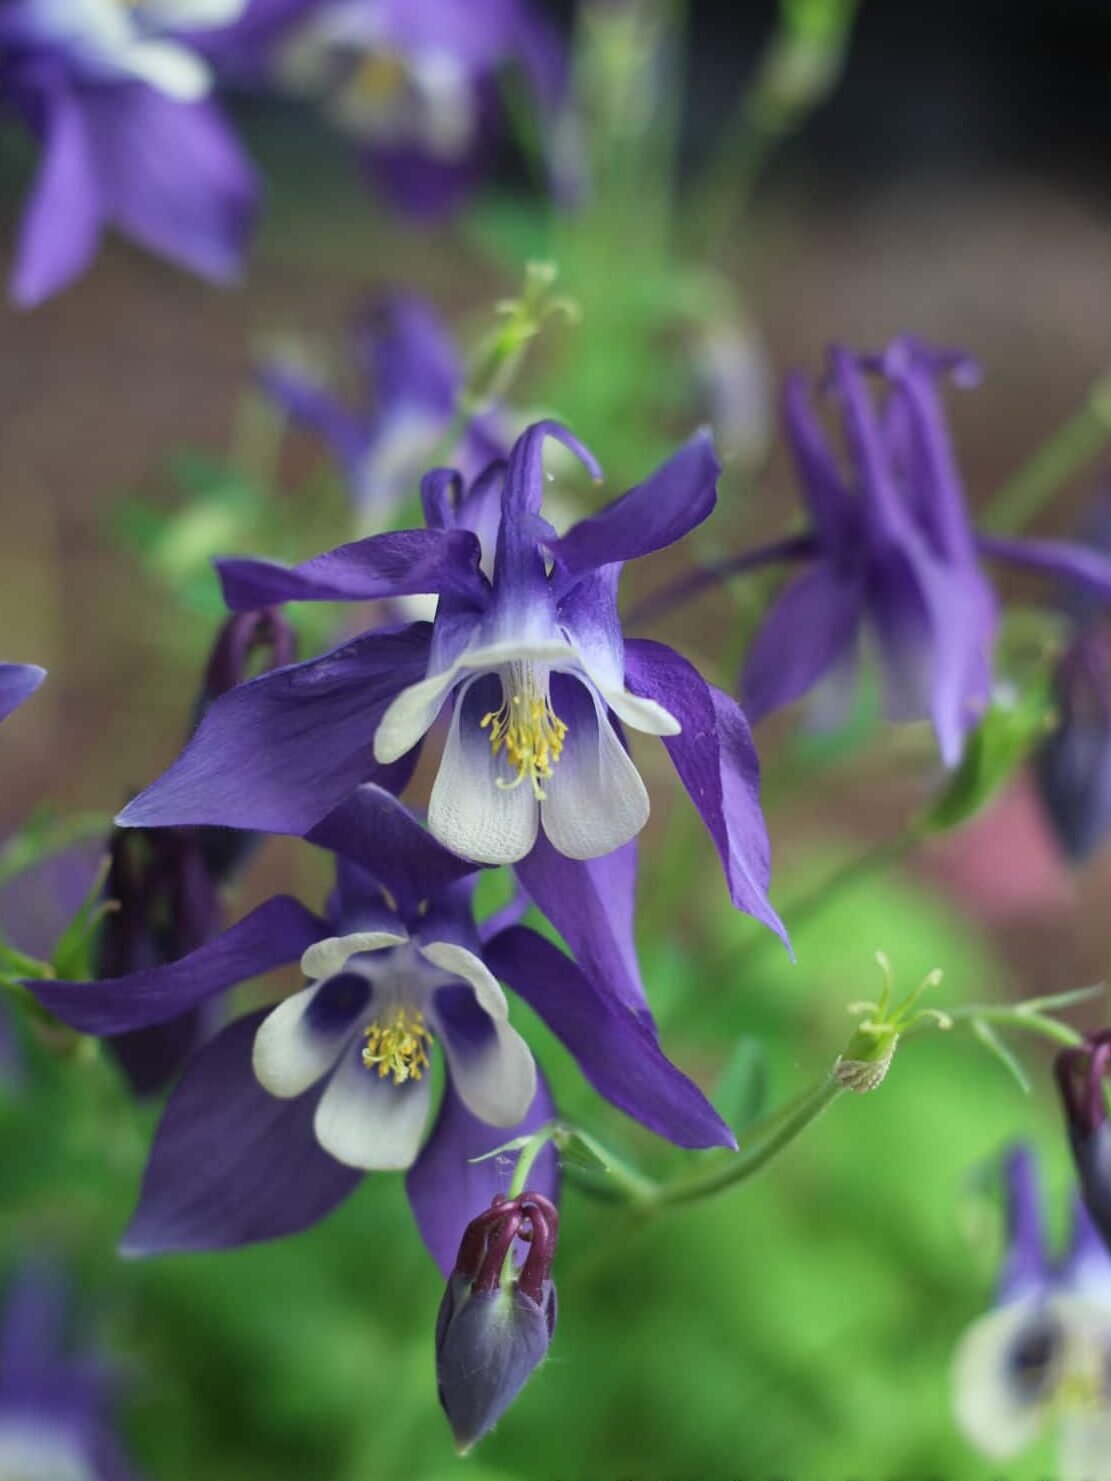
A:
481 671 568 800
351 53 408 104
362 1008 431 1086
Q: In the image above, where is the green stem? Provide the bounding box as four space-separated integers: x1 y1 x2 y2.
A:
980 371 1111 536
508 1126 558 1201
947 1005 1085 1050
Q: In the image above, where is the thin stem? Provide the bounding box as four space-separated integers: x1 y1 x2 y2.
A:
946 1005 1086 1050
980 372 1111 537
625 532 815 628
508 1126 559 1200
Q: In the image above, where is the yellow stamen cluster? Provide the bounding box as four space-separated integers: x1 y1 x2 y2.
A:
482 679 568 800
351 53 408 105
362 1008 431 1086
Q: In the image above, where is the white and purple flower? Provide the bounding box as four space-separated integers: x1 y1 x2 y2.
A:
0 0 261 306
29 786 733 1271
953 1147 1111 1480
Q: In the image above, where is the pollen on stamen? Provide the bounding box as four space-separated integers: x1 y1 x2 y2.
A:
362 1008 431 1086
481 680 568 801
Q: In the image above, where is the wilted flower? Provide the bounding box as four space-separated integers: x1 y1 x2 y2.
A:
30 786 731 1265
436 1191 558 1451
698 338 1111 766
1056 1033 1111 1252
260 293 507 523
0 664 44 726
0 0 260 307
276 0 574 218
118 421 787 947
953 1147 1111 1479
0 1262 142 1481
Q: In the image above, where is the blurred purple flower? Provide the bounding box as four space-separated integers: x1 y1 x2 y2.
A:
436 1191 558 1451
259 293 506 523
681 338 1111 767
953 1147 1111 1470
117 421 786 948
1056 1033 1111 1259
0 664 45 725
29 786 733 1264
274 0 575 217
0 0 260 307
0 1262 143 1481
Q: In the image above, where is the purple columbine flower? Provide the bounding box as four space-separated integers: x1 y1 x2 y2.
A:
0 664 45 726
0 1262 143 1481
436 1191 558 1452
117 421 787 947
1036 628 1111 864
260 292 507 524
273 0 574 217
952 1146 1111 1471
689 338 1111 767
1056 1033 1111 1253
0 0 260 308
29 786 732 1266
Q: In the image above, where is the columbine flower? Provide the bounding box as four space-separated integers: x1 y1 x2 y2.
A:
117 421 786 945
1036 628 1111 864
680 338 1111 767
275 0 575 217
30 786 732 1265
0 664 45 726
953 1147 1111 1479
260 293 507 524
1056 1033 1111 1253
0 1262 143 1481
0 0 260 307
436 1191 558 1451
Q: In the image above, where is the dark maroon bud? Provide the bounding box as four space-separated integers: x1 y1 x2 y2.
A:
1055 1033 1111 1250
435 1192 559 1452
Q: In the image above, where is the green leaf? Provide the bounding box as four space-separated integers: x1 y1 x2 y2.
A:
969 1019 1031 1095
924 675 1056 833
51 857 113 982
553 1125 611 1174
713 1036 769 1133
467 1132 546 1166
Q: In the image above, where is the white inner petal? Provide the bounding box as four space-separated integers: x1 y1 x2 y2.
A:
438 1016 537 1128
593 679 681 737
314 1037 432 1171
114 38 212 98
540 700 650 860
252 981 362 1099
419 940 510 1021
300 929 408 982
374 666 460 764
952 1300 1058 1460
139 0 250 28
0 1422 93 1481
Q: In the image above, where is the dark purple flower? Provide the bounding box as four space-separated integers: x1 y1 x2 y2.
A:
953 1146 1111 1466
260 293 506 523
0 0 260 307
705 339 1111 767
0 1262 143 1481
436 1191 557 1451
0 663 45 726
273 0 574 218
1035 628 1111 863
1056 1034 1111 1254
29 787 732 1262
119 421 787 945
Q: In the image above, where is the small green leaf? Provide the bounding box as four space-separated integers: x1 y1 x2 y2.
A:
970 1018 1031 1095
713 1036 769 1133
467 1131 547 1166
553 1125 611 1174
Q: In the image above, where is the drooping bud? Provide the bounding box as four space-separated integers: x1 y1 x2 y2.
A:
1035 628 1111 863
436 1192 559 1452
1055 1034 1111 1249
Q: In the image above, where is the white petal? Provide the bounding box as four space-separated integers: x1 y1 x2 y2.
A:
314 1040 432 1171
0 1422 93 1481
439 1017 537 1128
456 637 577 673
252 981 365 1099
428 686 539 865
418 940 509 1021
541 705 649 860
300 930 408 981
1060 1412 1111 1481
140 0 251 27
118 39 212 99
374 666 460 764
952 1301 1055 1460
594 679 681 737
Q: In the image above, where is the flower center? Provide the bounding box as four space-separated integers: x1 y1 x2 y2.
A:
350 53 409 107
481 666 568 800
362 1007 431 1086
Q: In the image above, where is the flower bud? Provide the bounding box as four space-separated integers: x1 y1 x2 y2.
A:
436 1193 559 1452
1035 628 1111 863
1055 1034 1111 1249
834 1023 898 1093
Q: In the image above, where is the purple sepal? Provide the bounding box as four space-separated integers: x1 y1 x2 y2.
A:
120 1012 362 1256
28 896 326 1037
116 625 433 833
978 532 1111 607
483 925 736 1150
995 1145 1051 1306
407 1073 558 1277
740 565 861 724
0 663 45 725
1035 629 1111 863
624 639 789 949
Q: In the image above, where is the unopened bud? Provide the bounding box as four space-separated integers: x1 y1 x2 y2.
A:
1056 1035 1111 1251
834 1024 897 1093
436 1192 559 1452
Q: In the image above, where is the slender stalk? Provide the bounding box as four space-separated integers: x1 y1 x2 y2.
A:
508 1126 559 1200
625 532 815 628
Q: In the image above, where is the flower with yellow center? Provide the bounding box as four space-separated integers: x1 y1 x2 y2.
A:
362 1007 432 1085
481 665 568 799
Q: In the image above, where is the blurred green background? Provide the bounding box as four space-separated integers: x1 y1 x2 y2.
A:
2 2 1111 1477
